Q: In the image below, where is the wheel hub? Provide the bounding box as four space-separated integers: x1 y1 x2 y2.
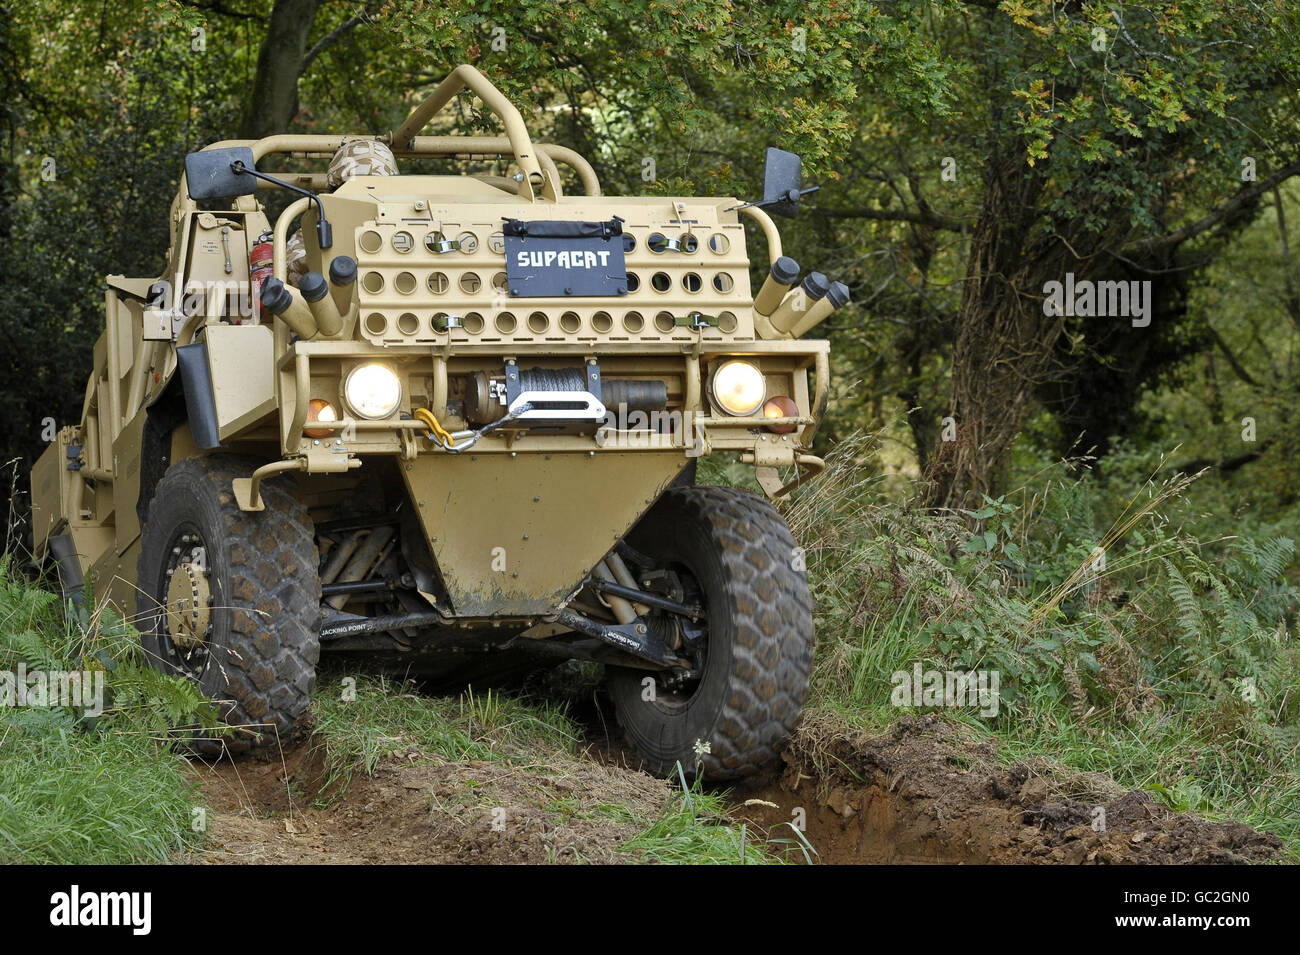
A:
166 559 211 649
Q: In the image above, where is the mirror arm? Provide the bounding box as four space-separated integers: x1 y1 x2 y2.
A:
727 186 820 214
230 161 333 249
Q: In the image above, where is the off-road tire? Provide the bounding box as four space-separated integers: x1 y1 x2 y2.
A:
138 454 320 754
606 485 813 780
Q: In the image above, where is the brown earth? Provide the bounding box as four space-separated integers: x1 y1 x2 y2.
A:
731 712 1284 865
191 736 672 864
188 709 1284 865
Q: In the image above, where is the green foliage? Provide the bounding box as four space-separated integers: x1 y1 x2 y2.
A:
618 770 779 865
0 559 215 862
784 434 1300 850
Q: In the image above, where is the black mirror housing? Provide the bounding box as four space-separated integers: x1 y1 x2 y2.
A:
185 146 258 201
762 147 805 218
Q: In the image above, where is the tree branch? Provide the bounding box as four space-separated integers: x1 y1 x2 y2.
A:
176 0 265 22
810 204 967 232
300 9 376 78
1205 323 1260 388
1123 158 1300 255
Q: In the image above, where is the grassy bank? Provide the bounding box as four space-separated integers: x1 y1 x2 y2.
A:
0 562 215 863
309 672 783 863
765 435 1300 854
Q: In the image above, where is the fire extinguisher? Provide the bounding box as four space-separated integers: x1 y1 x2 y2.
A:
249 231 275 324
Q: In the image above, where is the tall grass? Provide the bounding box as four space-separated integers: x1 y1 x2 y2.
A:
782 433 1300 850
0 559 215 863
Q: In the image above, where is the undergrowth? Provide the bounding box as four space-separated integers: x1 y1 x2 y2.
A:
766 433 1300 851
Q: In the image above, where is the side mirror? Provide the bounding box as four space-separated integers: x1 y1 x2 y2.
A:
759 146 800 216
185 146 258 201
762 147 815 218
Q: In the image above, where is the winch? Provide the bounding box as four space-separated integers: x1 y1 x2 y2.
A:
461 362 668 431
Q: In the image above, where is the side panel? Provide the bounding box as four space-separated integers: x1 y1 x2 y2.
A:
29 438 66 553
111 412 148 555
206 323 277 439
402 450 687 616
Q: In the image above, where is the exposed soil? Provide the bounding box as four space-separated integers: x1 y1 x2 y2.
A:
189 709 1283 865
731 712 1284 865
191 735 672 864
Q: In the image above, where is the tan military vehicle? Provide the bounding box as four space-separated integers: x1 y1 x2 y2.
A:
29 66 847 779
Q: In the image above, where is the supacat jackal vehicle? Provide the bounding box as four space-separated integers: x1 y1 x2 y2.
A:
30 66 848 778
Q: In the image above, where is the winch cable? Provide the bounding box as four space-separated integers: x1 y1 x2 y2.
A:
412 407 454 446
414 402 536 454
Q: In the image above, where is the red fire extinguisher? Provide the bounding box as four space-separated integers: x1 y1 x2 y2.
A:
249 231 275 324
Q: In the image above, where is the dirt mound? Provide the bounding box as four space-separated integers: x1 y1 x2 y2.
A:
189 708 1283 865
732 713 1283 864
191 739 671 864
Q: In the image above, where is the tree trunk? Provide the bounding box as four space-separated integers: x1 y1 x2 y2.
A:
927 152 1061 508
238 0 322 140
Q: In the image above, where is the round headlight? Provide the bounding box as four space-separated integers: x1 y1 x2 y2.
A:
344 363 402 419
711 360 766 416
762 395 800 433
304 398 339 438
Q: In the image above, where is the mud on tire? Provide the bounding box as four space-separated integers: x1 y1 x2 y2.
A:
138 454 320 754
606 485 814 780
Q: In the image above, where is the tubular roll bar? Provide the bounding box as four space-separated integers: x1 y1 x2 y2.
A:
200 135 600 198
392 64 552 200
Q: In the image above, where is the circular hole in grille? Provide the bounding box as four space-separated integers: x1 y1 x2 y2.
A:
495 311 517 334
363 312 387 336
680 233 699 253
527 311 549 334
394 272 417 294
592 311 613 333
559 311 582 334
359 231 383 254
459 272 481 294
717 310 738 333
648 233 669 253
491 271 508 293
395 312 419 335
654 311 675 333
622 234 636 253
361 271 385 294
712 272 734 293
708 233 730 254
623 311 644 333
650 272 671 293
427 272 448 293
683 272 702 293
626 272 641 293
463 312 485 334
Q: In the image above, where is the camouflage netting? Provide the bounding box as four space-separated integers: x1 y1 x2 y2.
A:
287 141 399 287
326 139 399 188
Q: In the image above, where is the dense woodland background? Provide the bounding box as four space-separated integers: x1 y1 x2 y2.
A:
2 0 1298 509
